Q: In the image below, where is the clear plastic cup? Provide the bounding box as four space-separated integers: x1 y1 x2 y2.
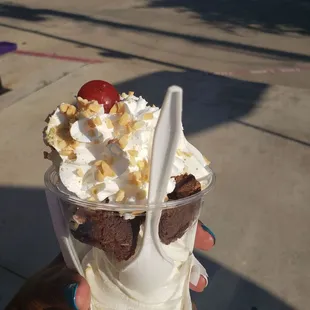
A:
45 165 215 310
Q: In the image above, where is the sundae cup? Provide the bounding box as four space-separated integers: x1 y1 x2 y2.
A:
44 80 215 310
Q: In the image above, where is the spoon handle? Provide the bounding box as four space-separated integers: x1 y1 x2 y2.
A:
147 86 183 259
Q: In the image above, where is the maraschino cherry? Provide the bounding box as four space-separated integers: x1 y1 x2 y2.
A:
77 80 119 113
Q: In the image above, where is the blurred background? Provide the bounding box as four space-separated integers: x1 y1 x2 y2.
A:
0 1 310 309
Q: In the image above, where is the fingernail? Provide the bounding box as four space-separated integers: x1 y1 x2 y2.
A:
190 265 200 286
201 224 216 245
202 274 209 288
64 283 79 310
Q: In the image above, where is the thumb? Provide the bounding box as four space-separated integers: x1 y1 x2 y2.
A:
62 271 91 310
6 265 91 310
37 265 91 310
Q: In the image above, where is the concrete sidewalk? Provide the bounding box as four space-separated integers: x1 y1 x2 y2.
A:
1 1 310 309
1 0 310 88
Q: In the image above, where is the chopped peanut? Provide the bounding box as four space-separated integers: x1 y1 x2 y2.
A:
129 155 136 165
203 155 211 165
132 121 144 130
58 140 67 149
109 104 118 114
128 171 141 185
66 105 77 117
177 149 192 157
126 123 134 134
90 187 98 195
87 119 96 128
141 169 149 182
132 210 145 216
69 140 79 149
49 127 56 135
110 102 125 114
89 103 100 113
93 116 102 126
100 160 115 177
60 148 73 156
104 156 114 165
60 103 69 113
136 189 146 200
128 91 134 96
128 150 138 157
105 118 114 129
77 97 89 105
95 169 105 182
143 113 153 120
68 152 77 161
116 190 125 202
119 112 131 126
143 159 149 169
118 102 125 114
119 134 129 149
137 160 145 169
76 168 84 177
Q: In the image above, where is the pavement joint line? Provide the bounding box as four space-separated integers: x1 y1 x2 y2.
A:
13 49 310 77
0 264 27 280
0 62 89 111
234 119 310 148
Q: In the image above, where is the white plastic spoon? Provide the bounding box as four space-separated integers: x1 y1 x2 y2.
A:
119 86 183 293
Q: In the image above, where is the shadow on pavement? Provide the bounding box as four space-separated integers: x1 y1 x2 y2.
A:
0 17 308 145
0 187 59 279
116 70 310 147
115 70 267 135
192 251 293 310
147 0 310 35
0 186 294 309
1 3 310 62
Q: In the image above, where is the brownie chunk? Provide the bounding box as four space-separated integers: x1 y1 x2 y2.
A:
167 174 201 200
71 209 143 261
159 174 201 244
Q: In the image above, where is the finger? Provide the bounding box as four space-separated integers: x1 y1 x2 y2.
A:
63 275 91 310
44 267 91 310
12 266 91 310
74 276 91 310
194 221 216 251
50 255 90 310
189 275 208 293
40 254 90 310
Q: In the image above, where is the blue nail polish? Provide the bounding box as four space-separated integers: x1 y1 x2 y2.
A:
64 283 78 310
201 224 216 245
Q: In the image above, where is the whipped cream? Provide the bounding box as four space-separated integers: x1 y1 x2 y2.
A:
45 92 210 204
